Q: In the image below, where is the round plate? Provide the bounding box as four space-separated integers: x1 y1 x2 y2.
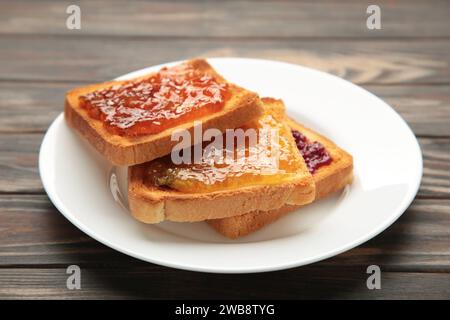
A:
39 58 422 273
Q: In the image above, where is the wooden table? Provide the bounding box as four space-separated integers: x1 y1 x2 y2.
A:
1 0 450 299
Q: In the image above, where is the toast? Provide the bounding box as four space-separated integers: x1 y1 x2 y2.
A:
65 59 263 166
207 99 353 238
128 99 316 223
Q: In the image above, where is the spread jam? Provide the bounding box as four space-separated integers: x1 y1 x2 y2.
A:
142 108 305 193
79 63 230 136
292 130 332 173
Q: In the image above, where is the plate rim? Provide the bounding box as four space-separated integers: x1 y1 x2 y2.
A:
39 57 423 273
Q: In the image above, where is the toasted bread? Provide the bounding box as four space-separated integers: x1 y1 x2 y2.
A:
65 59 263 166
207 99 353 238
128 99 316 223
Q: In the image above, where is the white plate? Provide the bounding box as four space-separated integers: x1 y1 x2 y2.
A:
39 58 422 273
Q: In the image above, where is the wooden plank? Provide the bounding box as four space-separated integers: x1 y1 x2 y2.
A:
0 134 41 193
0 267 449 299
2 82 450 136
1 0 448 300
1 36 450 84
420 138 450 198
1 0 449 38
0 133 448 197
368 85 450 137
0 82 67 133
0 196 449 272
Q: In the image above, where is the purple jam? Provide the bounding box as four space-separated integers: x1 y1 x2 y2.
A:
291 129 332 173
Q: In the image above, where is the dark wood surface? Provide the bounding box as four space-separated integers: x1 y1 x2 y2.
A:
1 0 449 299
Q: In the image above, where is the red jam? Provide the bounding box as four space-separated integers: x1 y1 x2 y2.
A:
79 64 230 136
291 130 332 173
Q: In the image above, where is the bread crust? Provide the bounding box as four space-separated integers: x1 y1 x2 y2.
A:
127 98 316 223
128 165 315 223
207 100 354 238
65 59 263 166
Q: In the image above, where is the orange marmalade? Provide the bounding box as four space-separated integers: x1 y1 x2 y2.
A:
79 63 230 136
142 107 305 193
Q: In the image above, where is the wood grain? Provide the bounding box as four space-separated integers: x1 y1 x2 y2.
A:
1 0 449 38
0 267 449 299
1 0 450 300
1 196 450 272
1 35 450 84
2 82 450 136
420 138 450 198
0 82 68 133
0 134 41 193
368 85 450 137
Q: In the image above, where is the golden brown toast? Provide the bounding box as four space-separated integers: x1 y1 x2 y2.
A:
207 99 353 239
128 99 316 223
65 59 263 166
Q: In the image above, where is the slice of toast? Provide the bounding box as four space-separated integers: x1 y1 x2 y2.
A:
128 99 316 223
65 59 263 166
207 99 353 239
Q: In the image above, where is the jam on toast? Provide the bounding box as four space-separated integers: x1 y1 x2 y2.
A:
207 98 353 238
65 59 263 166
128 99 316 223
